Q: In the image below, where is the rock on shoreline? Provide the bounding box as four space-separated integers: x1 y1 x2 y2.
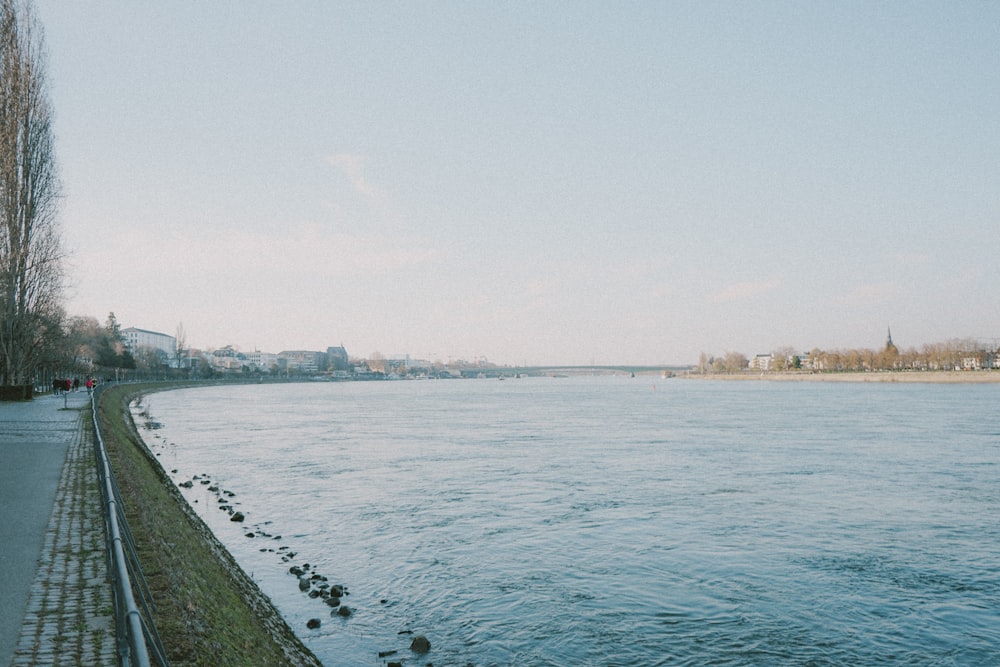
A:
105 384 324 666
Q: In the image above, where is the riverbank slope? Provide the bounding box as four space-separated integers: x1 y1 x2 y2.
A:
96 383 322 667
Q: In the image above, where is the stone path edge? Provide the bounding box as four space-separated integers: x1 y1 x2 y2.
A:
9 404 115 667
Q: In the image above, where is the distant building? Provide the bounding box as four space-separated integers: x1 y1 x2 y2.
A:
885 326 898 354
246 350 278 372
388 354 431 371
327 346 349 371
961 355 983 371
210 346 244 371
279 350 324 373
748 354 773 371
122 327 178 367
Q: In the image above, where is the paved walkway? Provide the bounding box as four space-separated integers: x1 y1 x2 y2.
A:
1 391 114 666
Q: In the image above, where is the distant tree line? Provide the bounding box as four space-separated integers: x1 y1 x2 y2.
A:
65 312 135 371
697 338 997 374
696 351 750 374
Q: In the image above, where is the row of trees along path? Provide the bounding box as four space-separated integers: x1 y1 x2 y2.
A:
0 0 63 395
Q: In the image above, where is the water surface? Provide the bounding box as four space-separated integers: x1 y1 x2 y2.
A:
136 377 1000 666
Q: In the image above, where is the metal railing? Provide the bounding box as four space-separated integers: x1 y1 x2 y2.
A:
90 387 169 667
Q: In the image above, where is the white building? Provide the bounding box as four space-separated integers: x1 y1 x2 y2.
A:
278 350 322 373
122 327 178 367
748 353 773 371
246 350 278 372
961 355 983 371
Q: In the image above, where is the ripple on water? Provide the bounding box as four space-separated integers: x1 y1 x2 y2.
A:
135 379 1000 666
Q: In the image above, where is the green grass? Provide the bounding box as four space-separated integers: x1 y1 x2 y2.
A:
96 383 322 667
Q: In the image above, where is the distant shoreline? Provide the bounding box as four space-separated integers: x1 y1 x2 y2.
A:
679 370 1000 384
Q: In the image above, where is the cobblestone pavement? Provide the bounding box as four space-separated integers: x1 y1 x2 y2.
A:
9 406 116 666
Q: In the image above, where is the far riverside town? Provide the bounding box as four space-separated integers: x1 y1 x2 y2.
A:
90 325 1000 384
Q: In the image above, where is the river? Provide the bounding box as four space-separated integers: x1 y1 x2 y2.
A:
134 376 1000 666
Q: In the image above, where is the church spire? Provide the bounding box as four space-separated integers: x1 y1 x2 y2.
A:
886 326 896 352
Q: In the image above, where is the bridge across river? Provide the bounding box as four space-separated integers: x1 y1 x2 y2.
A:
458 365 690 378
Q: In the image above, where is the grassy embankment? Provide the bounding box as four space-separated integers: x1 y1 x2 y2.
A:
96 383 322 667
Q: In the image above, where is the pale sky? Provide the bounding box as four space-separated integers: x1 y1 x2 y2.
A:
35 2 1000 366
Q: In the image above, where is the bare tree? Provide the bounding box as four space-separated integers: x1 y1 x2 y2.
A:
722 350 747 373
0 0 62 387
175 321 187 366
771 346 798 371
696 351 712 374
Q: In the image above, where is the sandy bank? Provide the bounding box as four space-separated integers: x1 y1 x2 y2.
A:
679 371 1000 384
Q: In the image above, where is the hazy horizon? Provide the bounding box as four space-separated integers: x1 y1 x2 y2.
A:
36 2 1000 366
